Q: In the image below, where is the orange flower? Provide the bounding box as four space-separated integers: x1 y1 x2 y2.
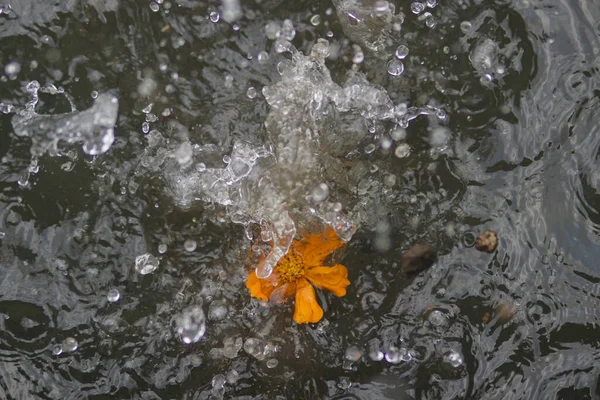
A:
246 226 350 324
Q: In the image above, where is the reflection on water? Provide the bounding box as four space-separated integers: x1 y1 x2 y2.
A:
1 0 600 398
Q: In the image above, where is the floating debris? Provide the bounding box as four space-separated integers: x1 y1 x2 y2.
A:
400 243 437 276
475 230 498 253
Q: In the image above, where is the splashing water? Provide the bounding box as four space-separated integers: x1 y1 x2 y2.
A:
11 81 118 157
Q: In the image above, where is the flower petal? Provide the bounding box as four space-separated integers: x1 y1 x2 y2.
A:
305 264 350 297
292 226 345 266
246 270 276 301
269 281 296 303
293 278 324 324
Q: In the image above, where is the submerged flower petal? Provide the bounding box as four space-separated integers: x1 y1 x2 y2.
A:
305 264 350 297
292 226 345 266
293 278 324 324
246 271 276 301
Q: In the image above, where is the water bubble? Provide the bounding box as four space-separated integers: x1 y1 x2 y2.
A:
257 51 269 64
62 337 78 352
265 22 280 40
381 137 392 151
176 305 206 344
208 301 228 321
141 121 150 134
310 15 321 26
6 61 23 79
424 12 436 28
345 346 362 362
411 2 425 14
184 239 197 252
52 345 63 355
107 288 120 302
460 21 472 33
444 350 464 367
266 358 279 368
387 60 404 76
352 45 365 64
282 19 296 41
149 2 160 12
209 11 220 23
226 369 239 384
385 346 401 363
364 143 377 154
395 45 409 59
246 87 257 99
373 1 390 15
427 309 448 327
391 128 407 141
311 183 330 202
158 243 168 254
385 346 411 364
134 253 159 275
394 143 410 158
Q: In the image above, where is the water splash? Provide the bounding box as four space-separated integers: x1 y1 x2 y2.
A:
11 81 118 157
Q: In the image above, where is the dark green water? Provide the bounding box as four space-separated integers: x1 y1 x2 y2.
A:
1 0 600 398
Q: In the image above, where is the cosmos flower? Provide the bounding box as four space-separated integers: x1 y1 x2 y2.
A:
246 226 350 324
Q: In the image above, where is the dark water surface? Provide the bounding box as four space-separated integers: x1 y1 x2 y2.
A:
1 0 600 398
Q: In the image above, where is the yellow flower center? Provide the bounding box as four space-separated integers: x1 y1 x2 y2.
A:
274 248 306 283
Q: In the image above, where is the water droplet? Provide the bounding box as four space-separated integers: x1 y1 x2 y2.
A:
107 288 120 302
394 143 410 158
391 128 407 141
246 87 257 99
149 2 160 12
266 358 279 368
62 337 78 352
209 11 220 22
90 90 98 99
311 183 330 202
158 243 168 254
184 239 197 252
282 19 296 41
387 59 404 76
142 121 150 134
135 253 159 275
395 45 409 59
352 45 364 64
345 346 362 362
257 51 269 64
176 305 206 344
364 143 377 154
426 0 437 7
411 2 425 14
444 350 464 367
4 61 21 80
310 14 321 26
52 345 63 355
226 369 239 384
385 346 411 363
427 309 448 327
